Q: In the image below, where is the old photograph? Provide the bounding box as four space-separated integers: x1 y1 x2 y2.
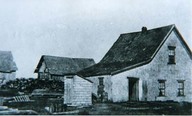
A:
0 0 191 115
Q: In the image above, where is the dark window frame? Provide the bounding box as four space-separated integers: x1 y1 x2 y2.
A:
99 77 104 85
66 76 73 79
177 80 185 96
158 80 166 96
168 46 176 64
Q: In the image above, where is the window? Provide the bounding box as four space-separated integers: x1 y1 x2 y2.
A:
99 77 104 85
66 76 73 79
50 76 53 80
177 80 185 96
168 46 176 64
158 80 166 96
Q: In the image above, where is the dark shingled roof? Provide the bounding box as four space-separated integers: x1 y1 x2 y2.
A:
34 55 95 75
78 24 192 77
0 51 18 73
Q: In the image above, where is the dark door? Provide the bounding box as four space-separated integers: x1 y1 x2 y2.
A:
129 78 139 101
97 77 104 102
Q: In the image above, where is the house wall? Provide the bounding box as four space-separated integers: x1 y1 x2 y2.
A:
64 76 73 105
0 72 16 85
39 62 46 73
38 62 50 79
151 29 192 102
110 76 129 102
38 62 63 80
111 66 148 102
111 30 192 102
64 75 92 106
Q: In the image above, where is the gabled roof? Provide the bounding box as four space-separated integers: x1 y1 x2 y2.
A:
0 51 18 73
34 55 95 75
78 24 192 77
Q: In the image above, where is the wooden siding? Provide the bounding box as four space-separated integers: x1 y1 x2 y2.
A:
38 61 64 81
64 75 92 106
38 62 49 79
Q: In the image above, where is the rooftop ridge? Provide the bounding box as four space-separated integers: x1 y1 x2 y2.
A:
42 55 94 60
120 24 175 35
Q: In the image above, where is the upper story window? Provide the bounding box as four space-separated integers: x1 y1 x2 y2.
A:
177 80 185 96
168 46 176 64
158 80 166 96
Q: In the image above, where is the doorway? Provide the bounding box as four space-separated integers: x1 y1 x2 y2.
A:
128 77 139 101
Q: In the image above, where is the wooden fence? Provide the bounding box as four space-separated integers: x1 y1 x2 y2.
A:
12 95 30 102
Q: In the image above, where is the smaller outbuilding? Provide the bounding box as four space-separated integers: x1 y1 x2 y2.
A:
64 75 92 106
34 55 95 106
34 55 95 81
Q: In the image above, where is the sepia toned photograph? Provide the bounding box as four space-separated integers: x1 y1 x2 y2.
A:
0 0 191 115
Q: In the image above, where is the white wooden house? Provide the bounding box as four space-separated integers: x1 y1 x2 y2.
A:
78 25 192 103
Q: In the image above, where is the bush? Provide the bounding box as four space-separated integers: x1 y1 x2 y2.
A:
0 78 64 94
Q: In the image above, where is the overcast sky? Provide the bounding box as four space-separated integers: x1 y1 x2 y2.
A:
0 0 191 78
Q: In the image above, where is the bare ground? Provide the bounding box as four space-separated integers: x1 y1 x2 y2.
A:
77 101 192 115
6 101 192 115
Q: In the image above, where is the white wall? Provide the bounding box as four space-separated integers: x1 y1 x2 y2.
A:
64 75 92 106
72 76 92 106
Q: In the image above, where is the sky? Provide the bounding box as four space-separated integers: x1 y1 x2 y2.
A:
0 0 191 78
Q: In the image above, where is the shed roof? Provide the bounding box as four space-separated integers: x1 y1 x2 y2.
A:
0 51 18 73
34 55 95 75
78 24 192 77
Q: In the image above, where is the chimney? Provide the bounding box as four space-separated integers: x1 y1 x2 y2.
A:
142 26 147 33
